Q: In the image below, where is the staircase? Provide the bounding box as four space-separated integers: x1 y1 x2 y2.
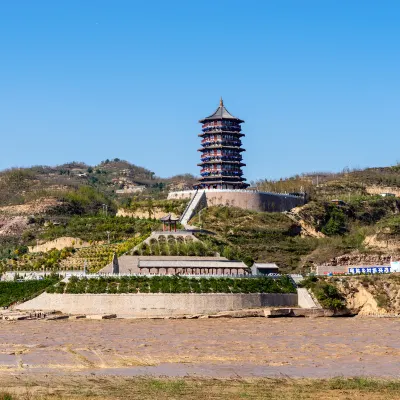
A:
180 190 206 227
297 288 322 309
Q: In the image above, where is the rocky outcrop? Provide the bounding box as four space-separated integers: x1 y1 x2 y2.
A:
364 233 400 252
321 252 392 267
365 185 400 197
117 208 179 220
0 198 59 216
285 207 325 238
28 237 90 253
0 215 28 236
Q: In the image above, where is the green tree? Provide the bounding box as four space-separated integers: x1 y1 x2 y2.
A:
322 208 347 236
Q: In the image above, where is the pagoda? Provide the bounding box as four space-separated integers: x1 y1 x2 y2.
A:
197 99 248 189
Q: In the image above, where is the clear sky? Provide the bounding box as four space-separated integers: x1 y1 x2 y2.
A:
1 1 399 181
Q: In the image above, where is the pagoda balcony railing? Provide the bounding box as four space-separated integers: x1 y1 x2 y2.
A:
198 145 245 152
201 152 242 158
201 156 243 162
200 173 244 178
202 126 241 133
201 135 240 140
201 139 242 146
200 170 243 177
201 152 242 157
198 131 244 138
202 122 240 128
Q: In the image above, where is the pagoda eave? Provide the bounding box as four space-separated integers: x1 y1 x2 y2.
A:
198 146 245 152
199 178 247 182
198 159 245 163
198 178 248 184
198 132 244 138
197 161 246 168
199 117 244 124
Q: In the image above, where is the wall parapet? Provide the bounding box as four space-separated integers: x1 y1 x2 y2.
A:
168 189 305 213
169 189 305 199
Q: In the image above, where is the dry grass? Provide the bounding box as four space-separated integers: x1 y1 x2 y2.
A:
1 376 400 399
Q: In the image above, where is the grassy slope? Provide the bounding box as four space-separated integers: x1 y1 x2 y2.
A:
1 377 400 400
297 196 400 265
256 164 400 200
191 206 318 272
190 197 400 273
39 215 159 242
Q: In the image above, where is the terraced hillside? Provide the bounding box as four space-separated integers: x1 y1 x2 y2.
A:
59 237 146 272
0 236 147 274
133 235 216 257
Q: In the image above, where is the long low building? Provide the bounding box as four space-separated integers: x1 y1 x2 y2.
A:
101 256 249 275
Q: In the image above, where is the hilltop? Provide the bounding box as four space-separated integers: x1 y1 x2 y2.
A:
256 164 400 200
0 158 196 208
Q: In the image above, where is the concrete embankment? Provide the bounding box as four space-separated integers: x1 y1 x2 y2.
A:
16 292 297 317
297 288 321 309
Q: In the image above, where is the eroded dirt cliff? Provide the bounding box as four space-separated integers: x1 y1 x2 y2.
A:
332 275 400 315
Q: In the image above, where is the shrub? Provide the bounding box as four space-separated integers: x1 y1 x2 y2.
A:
0 276 60 306
300 277 345 309
60 276 296 295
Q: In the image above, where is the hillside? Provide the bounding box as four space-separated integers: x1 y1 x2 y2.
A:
0 159 194 273
2 161 400 275
189 194 400 273
256 164 400 201
190 206 318 271
301 274 400 315
0 159 196 208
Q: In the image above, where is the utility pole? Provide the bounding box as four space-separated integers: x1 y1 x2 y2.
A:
347 171 351 203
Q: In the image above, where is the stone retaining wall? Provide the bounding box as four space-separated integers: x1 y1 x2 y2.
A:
16 293 298 317
168 190 305 212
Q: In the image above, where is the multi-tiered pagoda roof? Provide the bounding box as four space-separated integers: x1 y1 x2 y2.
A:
196 99 248 189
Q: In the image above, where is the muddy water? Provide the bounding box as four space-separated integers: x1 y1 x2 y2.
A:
0 318 399 378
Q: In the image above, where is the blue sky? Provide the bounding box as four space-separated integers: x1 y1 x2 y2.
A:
0 1 399 181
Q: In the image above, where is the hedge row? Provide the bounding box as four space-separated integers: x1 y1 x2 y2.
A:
47 275 296 294
0 276 60 307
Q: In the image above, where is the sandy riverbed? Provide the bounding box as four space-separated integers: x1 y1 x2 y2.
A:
0 317 399 378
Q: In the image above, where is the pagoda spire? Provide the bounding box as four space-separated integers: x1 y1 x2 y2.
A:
220 97 224 107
